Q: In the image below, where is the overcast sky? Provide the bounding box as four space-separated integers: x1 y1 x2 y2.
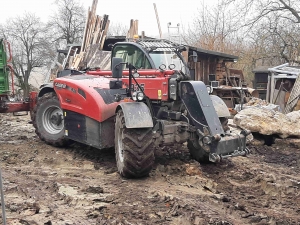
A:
0 0 218 37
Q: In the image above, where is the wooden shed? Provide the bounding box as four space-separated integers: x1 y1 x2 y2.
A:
184 46 238 85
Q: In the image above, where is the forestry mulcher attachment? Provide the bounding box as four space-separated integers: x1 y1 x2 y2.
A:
0 39 250 178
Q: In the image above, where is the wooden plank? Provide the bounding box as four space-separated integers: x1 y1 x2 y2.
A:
81 7 91 52
200 61 204 82
73 52 84 69
99 19 110 50
204 58 209 84
182 46 189 63
294 99 300 111
86 14 96 47
98 30 104 47
103 19 110 35
68 56 74 69
127 19 134 38
92 29 100 44
195 62 203 81
85 0 98 49
134 20 138 36
100 34 106 50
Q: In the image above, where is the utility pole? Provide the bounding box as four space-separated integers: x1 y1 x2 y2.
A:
153 3 162 39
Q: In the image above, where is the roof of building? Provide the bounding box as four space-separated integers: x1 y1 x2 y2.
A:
187 46 238 60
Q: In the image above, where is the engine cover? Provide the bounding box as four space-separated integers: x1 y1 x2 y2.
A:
54 74 122 122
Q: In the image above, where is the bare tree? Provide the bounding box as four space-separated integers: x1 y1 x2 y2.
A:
224 0 300 64
107 22 128 36
185 0 300 80
225 0 300 26
47 0 86 46
183 0 243 54
1 13 50 97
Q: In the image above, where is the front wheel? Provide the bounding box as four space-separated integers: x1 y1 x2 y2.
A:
33 92 70 147
187 137 209 162
115 110 155 178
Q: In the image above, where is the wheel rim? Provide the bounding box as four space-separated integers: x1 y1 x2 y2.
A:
42 106 64 134
117 128 124 163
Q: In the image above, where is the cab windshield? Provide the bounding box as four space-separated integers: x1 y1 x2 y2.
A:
112 44 152 69
149 51 186 73
112 44 187 73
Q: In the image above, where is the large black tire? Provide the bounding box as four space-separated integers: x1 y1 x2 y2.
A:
115 110 155 178
33 92 69 147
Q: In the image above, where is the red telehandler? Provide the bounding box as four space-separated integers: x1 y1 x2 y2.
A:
0 38 250 178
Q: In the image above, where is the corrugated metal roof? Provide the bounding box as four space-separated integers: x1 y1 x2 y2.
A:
269 63 300 76
138 39 177 52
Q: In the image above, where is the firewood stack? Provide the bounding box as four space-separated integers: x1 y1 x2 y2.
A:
71 0 110 70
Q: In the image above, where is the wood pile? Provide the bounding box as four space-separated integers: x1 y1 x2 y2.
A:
126 19 139 40
67 1 141 71
70 0 110 70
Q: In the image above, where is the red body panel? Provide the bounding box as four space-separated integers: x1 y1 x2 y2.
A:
54 76 119 122
87 69 174 101
86 69 175 77
54 69 173 122
122 77 169 101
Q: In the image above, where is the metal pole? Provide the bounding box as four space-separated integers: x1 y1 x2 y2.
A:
0 167 6 225
153 3 162 39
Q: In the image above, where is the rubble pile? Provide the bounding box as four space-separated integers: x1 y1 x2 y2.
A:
234 107 300 138
235 97 281 112
245 98 269 106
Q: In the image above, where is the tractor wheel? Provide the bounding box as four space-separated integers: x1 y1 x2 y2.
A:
33 92 69 147
187 138 210 162
115 110 155 178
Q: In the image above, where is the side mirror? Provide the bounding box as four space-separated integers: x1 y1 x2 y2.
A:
192 51 198 63
112 57 123 78
108 43 114 49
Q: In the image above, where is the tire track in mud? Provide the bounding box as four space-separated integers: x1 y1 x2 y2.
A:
1 113 300 224
201 145 300 224
1 157 100 223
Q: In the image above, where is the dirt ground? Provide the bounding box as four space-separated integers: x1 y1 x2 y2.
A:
0 113 300 225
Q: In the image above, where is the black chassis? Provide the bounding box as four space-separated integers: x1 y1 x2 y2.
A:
151 80 250 162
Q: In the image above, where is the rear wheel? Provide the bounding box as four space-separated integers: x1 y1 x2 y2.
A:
33 92 69 147
115 110 155 178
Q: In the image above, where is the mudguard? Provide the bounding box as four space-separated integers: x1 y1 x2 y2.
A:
38 83 54 97
210 95 230 118
116 102 153 128
180 81 225 136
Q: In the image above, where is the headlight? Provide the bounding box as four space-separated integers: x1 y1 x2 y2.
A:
132 91 144 101
132 92 137 101
137 92 144 101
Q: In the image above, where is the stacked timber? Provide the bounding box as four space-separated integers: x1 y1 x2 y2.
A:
70 0 110 70
127 19 139 40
